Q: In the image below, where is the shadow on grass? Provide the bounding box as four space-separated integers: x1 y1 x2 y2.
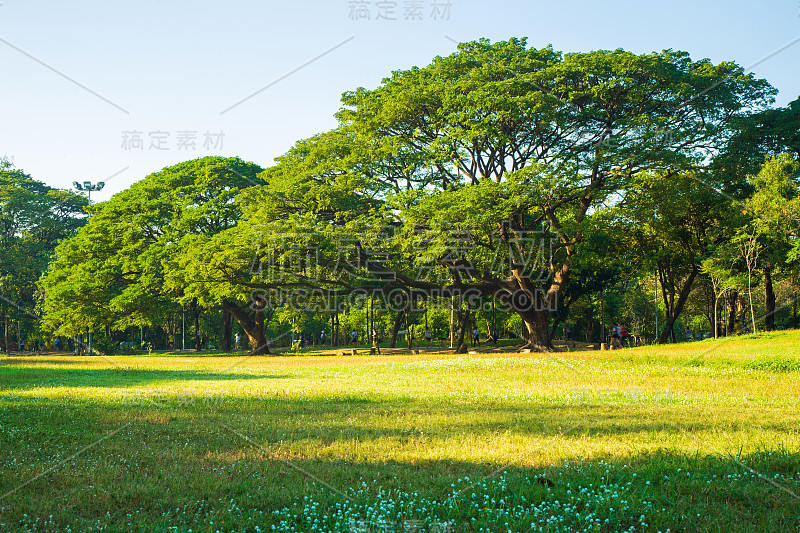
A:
0 365 285 390
1 393 794 455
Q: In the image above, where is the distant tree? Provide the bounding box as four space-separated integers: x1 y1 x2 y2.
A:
0 160 86 350
746 153 800 330
40 157 264 350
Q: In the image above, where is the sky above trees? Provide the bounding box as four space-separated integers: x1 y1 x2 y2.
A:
1 0 799 198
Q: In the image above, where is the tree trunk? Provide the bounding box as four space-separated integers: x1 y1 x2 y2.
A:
2 310 8 353
221 300 270 355
406 306 413 350
504 260 561 351
333 312 339 347
658 265 699 344
517 307 552 351
738 297 748 333
764 264 775 331
581 304 594 342
222 310 233 352
726 290 738 336
389 309 404 348
600 288 605 344
368 297 373 346
193 299 201 352
456 305 469 353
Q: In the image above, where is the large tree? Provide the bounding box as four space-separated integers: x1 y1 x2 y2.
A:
347 39 775 349
40 157 264 349
177 38 775 351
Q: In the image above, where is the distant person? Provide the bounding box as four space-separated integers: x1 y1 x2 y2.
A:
611 324 620 348
234 333 241 350
491 329 499 347
54 337 61 352
619 324 628 347
371 329 381 354
320 330 327 345
472 328 480 346
424 327 432 346
351 330 358 344
18 339 24 352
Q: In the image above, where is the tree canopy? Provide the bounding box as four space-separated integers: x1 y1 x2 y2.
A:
0 159 87 350
40 156 264 346
34 38 800 352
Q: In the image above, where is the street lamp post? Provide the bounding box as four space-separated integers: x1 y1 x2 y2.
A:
73 181 105 357
73 180 105 202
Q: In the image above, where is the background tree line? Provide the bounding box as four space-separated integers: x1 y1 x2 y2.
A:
3 38 800 353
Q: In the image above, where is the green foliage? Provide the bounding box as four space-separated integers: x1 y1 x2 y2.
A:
40 157 263 336
0 163 86 346
216 38 775 349
33 39 793 348
749 154 800 262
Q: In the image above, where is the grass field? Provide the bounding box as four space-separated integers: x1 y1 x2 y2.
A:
1 332 800 532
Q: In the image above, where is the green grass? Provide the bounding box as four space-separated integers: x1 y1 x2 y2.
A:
1 332 800 532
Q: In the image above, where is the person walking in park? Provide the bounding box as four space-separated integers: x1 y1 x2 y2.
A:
351 330 358 344
619 324 628 347
54 337 61 352
371 329 381 354
472 327 480 347
611 324 621 348
424 327 432 346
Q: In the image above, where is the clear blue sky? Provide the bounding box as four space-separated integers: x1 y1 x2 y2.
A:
1 0 799 199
